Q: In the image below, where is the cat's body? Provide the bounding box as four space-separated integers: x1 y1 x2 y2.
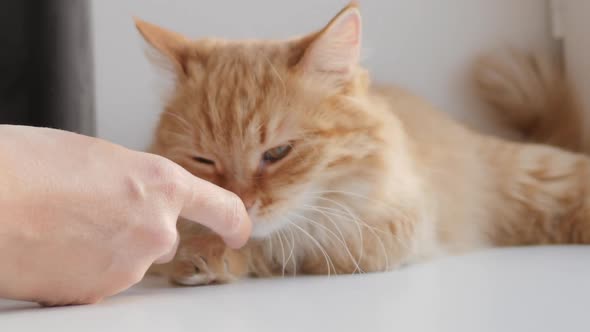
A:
382 85 590 249
138 4 590 285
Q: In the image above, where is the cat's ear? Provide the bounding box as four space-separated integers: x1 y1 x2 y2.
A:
299 3 362 81
134 18 190 78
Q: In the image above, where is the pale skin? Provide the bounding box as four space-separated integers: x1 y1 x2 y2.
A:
0 125 251 306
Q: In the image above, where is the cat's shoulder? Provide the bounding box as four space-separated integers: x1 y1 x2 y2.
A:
370 84 454 128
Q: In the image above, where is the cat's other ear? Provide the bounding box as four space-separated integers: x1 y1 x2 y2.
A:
298 3 362 82
134 18 190 78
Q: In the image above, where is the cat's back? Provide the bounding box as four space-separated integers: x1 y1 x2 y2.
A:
371 84 476 148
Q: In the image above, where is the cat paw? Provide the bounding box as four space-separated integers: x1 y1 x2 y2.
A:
170 235 247 286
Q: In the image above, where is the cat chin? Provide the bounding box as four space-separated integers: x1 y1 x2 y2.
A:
249 188 319 240
249 217 291 239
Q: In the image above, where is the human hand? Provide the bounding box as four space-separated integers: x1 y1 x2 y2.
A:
0 125 251 305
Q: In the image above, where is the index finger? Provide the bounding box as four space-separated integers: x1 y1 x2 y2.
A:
178 170 252 248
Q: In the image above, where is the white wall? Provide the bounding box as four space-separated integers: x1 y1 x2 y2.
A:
91 0 554 150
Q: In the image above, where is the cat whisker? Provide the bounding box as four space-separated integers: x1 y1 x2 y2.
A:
310 191 413 250
309 190 409 214
313 190 421 232
280 223 297 275
310 205 388 236
286 219 335 277
265 232 278 268
318 203 410 256
303 203 366 263
304 205 369 270
277 230 287 278
268 230 274 261
310 196 391 271
297 207 364 274
308 206 364 273
286 226 297 277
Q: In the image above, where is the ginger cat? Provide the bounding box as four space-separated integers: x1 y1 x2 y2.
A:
136 3 590 286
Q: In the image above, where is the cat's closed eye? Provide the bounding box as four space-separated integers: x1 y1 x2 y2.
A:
262 144 292 164
192 156 215 166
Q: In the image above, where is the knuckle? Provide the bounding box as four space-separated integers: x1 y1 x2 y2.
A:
144 156 186 202
119 264 150 287
161 180 182 203
119 269 145 288
145 156 175 180
140 224 177 250
129 269 146 285
158 227 179 249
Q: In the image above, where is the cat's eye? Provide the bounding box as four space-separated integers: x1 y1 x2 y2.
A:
262 144 293 164
192 156 215 166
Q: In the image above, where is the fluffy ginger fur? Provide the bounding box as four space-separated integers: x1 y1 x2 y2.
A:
137 4 590 285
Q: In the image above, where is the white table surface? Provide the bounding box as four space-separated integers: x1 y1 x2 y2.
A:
1 246 589 332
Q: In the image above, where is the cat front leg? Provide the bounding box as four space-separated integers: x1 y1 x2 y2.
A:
170 234 250 286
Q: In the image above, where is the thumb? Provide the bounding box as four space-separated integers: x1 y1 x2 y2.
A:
177 170 252 248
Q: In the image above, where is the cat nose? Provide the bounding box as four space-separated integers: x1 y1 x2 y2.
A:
242 196 256 211
224 184 256 211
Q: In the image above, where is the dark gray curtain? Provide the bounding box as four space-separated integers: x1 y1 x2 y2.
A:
0 0 95 135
